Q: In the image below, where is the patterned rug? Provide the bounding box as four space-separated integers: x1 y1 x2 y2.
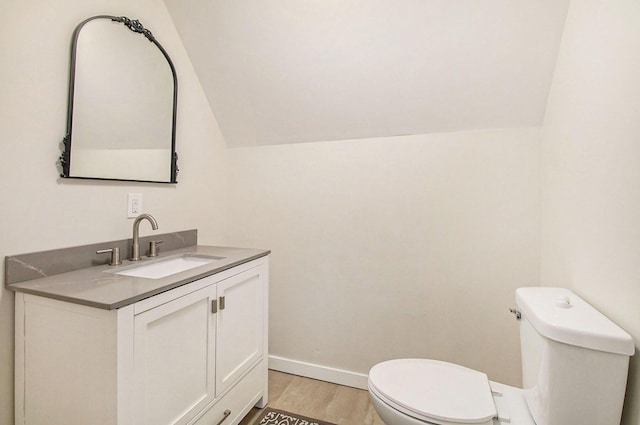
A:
255 408 337 425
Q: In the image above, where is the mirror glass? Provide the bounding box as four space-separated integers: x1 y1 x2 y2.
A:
60 15 178 183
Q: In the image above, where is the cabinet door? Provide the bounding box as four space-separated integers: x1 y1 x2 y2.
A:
134 285 216 425
215 265 266 396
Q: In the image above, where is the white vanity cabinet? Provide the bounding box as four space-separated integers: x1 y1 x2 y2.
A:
14 257 269 425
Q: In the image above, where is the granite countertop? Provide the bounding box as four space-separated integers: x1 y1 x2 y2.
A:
7 245 270 310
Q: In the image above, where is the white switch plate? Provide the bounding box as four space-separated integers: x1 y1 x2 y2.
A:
127 193 143 218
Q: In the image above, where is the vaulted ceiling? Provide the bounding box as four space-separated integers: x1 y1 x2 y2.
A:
164 0 570 147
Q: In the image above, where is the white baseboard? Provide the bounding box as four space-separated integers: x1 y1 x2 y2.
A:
268 355 369 390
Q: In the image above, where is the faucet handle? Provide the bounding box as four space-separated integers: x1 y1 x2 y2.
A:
96 247 122 266
148 240 164 257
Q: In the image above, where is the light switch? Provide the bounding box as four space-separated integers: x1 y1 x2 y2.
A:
127 193 143 218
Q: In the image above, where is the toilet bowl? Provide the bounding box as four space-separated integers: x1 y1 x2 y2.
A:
368 359 535 425
368 288 635 425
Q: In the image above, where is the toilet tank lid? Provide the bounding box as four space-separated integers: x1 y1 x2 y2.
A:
516 287 634 356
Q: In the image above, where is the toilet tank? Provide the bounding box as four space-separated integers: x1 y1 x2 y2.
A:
516 287 634 425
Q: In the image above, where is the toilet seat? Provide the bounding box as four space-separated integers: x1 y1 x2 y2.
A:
368 359 497 425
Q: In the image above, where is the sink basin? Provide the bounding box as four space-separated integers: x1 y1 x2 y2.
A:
112 254 224 279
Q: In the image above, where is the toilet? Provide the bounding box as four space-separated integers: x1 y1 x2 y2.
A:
368 287 635 425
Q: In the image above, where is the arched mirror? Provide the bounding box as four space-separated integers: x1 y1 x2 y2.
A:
59 15 178 183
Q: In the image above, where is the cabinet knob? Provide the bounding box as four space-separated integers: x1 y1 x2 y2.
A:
216 409 231 425
219 296 226 310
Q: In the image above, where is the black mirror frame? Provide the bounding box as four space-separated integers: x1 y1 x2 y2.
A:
59 15 179 184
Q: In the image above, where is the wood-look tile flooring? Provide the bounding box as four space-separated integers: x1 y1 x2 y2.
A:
239 370 386 425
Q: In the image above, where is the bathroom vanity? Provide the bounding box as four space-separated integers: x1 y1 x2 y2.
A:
7 236 269 425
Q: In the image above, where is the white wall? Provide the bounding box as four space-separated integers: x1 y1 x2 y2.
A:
0 1 228 423
540 1 640 424
227 128 540 386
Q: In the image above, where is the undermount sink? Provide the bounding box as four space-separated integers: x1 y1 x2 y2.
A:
112 254 224 279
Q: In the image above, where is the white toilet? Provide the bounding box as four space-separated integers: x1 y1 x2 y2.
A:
368 287 635 425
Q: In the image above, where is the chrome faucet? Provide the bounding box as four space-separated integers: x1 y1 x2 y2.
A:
131 214 158 261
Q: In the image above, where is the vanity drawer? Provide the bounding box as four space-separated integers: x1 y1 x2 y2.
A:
191 360 266 425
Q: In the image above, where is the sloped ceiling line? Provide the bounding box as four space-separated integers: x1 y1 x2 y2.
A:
164 0 570 147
